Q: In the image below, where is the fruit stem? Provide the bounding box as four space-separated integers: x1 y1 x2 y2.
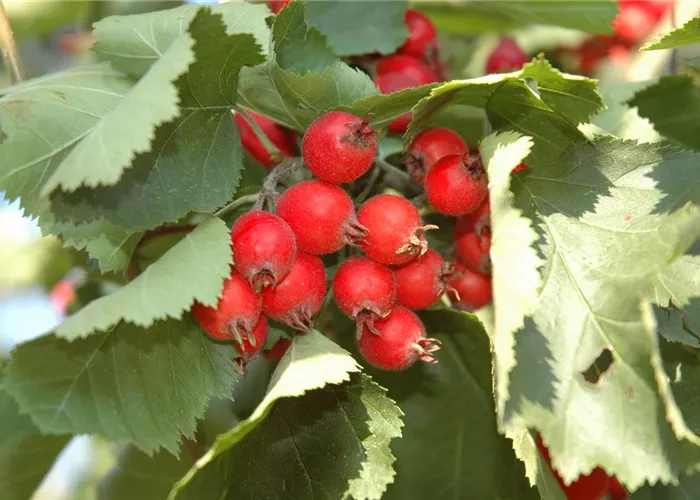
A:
375 157 411 184
354 165 381 203
254 156 303 211
0 1 25 84
214 193 259 218
232 106 283 162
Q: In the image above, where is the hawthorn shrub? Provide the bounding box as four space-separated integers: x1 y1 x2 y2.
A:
1 1 700 499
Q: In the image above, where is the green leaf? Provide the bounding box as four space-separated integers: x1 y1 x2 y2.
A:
93 2 271 78
468 1 618 35
305 1 408 56
98 447 191 500
50 9 265 231
643 15 700 50
365 310 537 499
53 218 231 339
653 255 700 348
39 214 141 274
479 131 542 417
345 379 403 500
171 374 396 500
0 386 70 500
169 331 367 498
3 316 239 455
407 69 592 165
40 34 194 195
272 1 337 74
520 58 604 126
412 4 521 35
0 63 132 215
339 84 441 132
628 75 700 152
497 137 700 490
630 473 700 499
238 61 378 131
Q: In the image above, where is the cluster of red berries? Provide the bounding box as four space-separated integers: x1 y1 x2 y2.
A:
557 0 672 74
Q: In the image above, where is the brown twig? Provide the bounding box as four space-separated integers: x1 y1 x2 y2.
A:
0 1 25 84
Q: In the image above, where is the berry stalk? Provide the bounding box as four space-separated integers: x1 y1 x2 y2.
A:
0 1 25 84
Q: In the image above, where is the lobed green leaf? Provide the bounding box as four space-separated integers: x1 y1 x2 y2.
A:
642 15 700 50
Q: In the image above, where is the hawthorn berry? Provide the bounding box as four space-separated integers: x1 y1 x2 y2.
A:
404 127 468 184
447 261 492 310
357 194 436 266
192 270 263 347
332 256 397 329
375 72 421 134
302 111 377 184
262 252 327 330
455 202 492 275
607 477 628 500
393 249 451 310
425 153 488 216
358 306 440 370
233 111 297 168
268 0 291 14
535 434 611 500
398 9 437 58
232 316 269 372
230 210 297 291
276 180 368 255
264 337 292 362
376 54 438 85
485 36 528 73
513 162 528 173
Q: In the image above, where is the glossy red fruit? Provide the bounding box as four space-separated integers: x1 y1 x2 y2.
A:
262 252 327 330
268 0 291 14
404 127 469 184
276 180 368 255
455 203 492 275
375 72 421 134
233 111 297 168
230 210 297 291
333 256 397 328
376 54 438 85
264 337 292 362
232 316 269 372
425 153 488 216
485 37 528 73
513 162 528 173
302 111 377 184
393 249 451 310
358 306 440 370
535 434 611 500
398 9 437 58
192 270 262 346
447 261 492 310
357 194 435 266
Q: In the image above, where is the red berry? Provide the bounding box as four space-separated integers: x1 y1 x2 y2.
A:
233 316 269 372
513 162 528 173
332 256 397 326
398 10 437 58
358 306 440 370
262 252 327 330
447 261 492 310
613 4 656 44
404 127 468 184
357 194 435 266
276 180 368 255
376 54 438 85
454 203 491 275
230 210 297 291
425 153 488 216
192 269 262 346
233 111 297 168
535 434 611 500
375 72 421 134
302 111 377 184
485 37 528 74
268 0 291 14
393 249 451 310
264 337 292 362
